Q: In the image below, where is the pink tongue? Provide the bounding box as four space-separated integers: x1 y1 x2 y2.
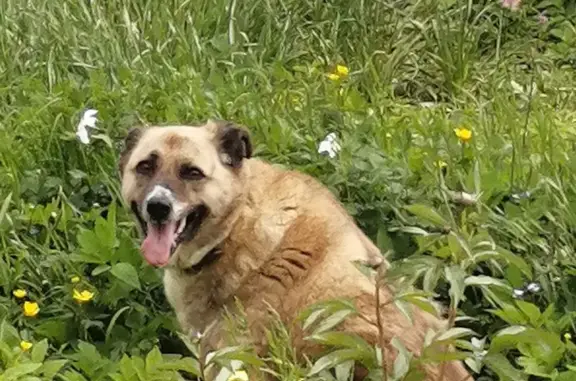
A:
141 221 176 267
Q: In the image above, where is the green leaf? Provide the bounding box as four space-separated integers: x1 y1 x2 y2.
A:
145 346 163 372
0 192 12 226
515 301 542 326
445 265 466 308
307 349 367 377
465 275 512 290
312 309 355 335
489 325 528 353
391 337 412 380
94 215 116 250
399 294 440 317
3 363 43 381
498 249 533 278
307 332 374 353
484 353 528 381
404 204 448 227
92 265 111 276
38 360 68 379
31 339 49 363
110 263 141 290
435 327 476 343
489 305 528 325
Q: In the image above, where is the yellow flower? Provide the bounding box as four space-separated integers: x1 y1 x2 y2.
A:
435 160 448 169
20 340 33 351
71 276 80 284
564 333 572 341
327 64 350 81
454 127 472 142
23 301 39 317
336 65 349 77
228 370 249 381
73 289 94 303
13 289 27 299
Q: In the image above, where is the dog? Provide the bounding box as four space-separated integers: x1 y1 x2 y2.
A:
118 120 472 380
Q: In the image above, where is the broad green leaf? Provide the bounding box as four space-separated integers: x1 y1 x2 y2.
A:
38 360 68 379
515 301 542 327
404 204 448 227
399 294 440 317
110 263 141 290
435 327 476 343
489 326 528 353
445 265 466 308
307 332 374 353
465 275 512 290
391 337 412 380
31 339 49 363
145 346 163 372
498 249 533 278
489 306 528 325
3 363 42 381
312 309 355 334
307 349 367 376
92 265 111 276
484 353 528 381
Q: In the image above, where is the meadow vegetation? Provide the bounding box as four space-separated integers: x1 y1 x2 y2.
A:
1 0 576 380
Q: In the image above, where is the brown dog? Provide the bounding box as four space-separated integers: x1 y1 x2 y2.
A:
118 120 472 380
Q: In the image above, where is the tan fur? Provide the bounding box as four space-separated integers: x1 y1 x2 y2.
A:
119 120 472 381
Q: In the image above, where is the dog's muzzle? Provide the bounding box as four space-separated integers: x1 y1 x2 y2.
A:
144 185 176 224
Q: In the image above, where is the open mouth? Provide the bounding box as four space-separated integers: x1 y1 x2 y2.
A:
131 202 208 267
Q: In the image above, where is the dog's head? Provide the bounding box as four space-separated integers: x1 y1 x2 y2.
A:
118 120 252 268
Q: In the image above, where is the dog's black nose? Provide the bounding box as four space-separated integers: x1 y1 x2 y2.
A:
146 198 172 223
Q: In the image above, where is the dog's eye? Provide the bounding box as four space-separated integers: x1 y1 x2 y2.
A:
180 165 205 181
136 160 155 176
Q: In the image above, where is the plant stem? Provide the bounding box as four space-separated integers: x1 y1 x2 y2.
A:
375 268 389 381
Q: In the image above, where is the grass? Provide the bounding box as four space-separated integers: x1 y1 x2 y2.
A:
1 0 576 379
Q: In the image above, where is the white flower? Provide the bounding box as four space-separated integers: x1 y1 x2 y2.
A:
76 109 99 144
447 190 478 206
513 288 525 299
526 282 541 294
317 132 341 159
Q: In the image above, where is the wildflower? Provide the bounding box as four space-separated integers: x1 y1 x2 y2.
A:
500 0 521 11
12 289 27 299
71 276 80 284
335 65 349 77
564 333 572 341
525 282 541 294
317 133 341 159
512 288 525 299
435 160 447 169
228 370 249 381
20 340 33 351
327 64 349 81
23 301 39 317
454 127 472 143
73 289 94 303
76 109 99 145
447 190 477 206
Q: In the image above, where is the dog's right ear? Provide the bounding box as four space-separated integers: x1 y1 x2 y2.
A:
118 127 144 177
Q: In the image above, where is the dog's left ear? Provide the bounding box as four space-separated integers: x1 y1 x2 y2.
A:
215 121 253 168
118 127 144 176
